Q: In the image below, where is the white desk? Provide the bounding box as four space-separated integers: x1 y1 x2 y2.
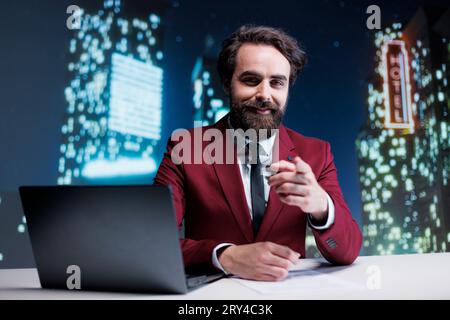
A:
1 253 449 299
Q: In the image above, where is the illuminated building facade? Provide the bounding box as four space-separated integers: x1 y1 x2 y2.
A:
356 7 450 255
58 0 167 185
192 56 229 127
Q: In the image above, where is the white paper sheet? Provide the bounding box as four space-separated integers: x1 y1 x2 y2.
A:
231 264 364 295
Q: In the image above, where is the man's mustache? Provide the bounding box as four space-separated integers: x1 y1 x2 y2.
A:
241 100 279 111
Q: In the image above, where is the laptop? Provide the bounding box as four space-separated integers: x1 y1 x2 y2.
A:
18 185 224 294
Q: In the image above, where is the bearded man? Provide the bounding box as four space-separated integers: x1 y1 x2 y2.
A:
154 25 362 281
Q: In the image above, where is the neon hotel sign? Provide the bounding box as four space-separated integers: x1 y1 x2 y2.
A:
382 40 414 132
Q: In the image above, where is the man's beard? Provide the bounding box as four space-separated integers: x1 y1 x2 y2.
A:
229 98 286 137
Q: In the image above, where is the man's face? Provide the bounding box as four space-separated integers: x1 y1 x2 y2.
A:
228 43 291 133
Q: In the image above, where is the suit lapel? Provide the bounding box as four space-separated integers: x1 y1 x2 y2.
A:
255 124 298 241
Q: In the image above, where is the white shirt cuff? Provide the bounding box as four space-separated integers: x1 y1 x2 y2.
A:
308 193 335 230
212 243 234 274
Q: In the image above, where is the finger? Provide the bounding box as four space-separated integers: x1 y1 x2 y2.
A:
256 266 289 281
268 172 297 186
294 156 311 174
241 267 278 282
253 273 278 281
279 194 309 209
274 182 309 196
268 243 301 263
270 160 297 173
261 252 294 270
268 172 309 187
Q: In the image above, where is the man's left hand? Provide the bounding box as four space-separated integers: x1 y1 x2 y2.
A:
268 156 328 222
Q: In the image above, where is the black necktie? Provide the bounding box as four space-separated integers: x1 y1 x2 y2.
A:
248 143 265 234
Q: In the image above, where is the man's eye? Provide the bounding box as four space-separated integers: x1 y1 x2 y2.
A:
242 78 260 85
271 80 285 87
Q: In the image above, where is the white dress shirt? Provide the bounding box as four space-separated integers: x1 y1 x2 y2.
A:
212 125 335 273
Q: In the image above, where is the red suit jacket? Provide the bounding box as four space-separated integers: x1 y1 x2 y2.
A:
154 115 362 273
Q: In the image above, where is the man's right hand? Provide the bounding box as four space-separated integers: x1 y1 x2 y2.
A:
218 242 301 281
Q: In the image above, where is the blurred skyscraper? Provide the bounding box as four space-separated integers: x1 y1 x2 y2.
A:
58 0 168 185
356 7 450 255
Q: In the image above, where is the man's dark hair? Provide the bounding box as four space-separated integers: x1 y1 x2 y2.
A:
217 25 307 90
